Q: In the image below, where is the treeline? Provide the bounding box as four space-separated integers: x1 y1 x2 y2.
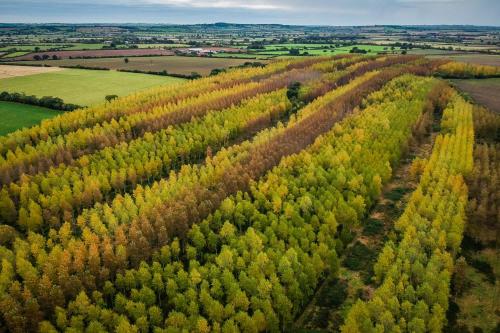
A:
0 91 81 111
117 69 203 80
465 106 499 245
31 74 439 332
342 92 474 332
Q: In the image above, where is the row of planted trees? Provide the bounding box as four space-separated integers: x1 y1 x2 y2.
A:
341 92 474 333
436 61 500 78
465 106 499 246
0 56 429 235
0 56 331 156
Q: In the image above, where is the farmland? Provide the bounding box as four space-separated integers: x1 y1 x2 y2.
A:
9 55 268 76
4 48 175 61
0 67 185 105
452 78 500 113
430 54 500 67
254 44 402 56
0 101 62 135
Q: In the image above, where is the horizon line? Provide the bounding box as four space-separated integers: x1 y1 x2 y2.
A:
1 22 500 28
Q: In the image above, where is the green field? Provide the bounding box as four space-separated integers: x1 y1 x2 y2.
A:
0 68 185 106
212 52 274 59
10 56 267 76
255 44 401 56
0 101 63 135
1 51 30 58
263 43 335 49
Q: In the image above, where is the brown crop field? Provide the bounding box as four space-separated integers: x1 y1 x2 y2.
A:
0 64 64 79
452 78 500 113
429 54 500 66
3 48 175 61
10 55 268 75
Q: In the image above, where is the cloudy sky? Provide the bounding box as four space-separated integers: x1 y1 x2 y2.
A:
1 0 499 25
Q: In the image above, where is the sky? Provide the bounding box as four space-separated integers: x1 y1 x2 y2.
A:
0 0 499 26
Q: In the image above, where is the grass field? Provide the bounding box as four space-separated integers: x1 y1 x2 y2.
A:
263 43 335 49
0 43 110 51
1 68 185 106
1 51 30 58
62 43 110 50
0 101 63 135
452 78 500 113
10 55 267 75
136 43 189 48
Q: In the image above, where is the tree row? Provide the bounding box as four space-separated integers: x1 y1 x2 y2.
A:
0 90 291 231
0 62 332 185
0 55 398 233
0 56 334 156
436 61 500 79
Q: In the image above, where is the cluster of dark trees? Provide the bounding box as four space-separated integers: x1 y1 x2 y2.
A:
33 54 59 60
0 91 80 111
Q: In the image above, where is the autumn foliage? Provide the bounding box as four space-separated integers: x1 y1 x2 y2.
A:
342 93 474 333
0 55 455 332
436 61 500 78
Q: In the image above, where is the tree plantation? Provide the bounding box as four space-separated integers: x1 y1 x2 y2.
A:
0 55 498 333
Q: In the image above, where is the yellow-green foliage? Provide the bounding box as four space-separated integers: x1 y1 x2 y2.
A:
437 61 500 78
342 93 474 333
37 75 437 332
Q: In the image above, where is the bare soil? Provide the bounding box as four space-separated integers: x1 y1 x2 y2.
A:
452 78 500 113
0 65 64 79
